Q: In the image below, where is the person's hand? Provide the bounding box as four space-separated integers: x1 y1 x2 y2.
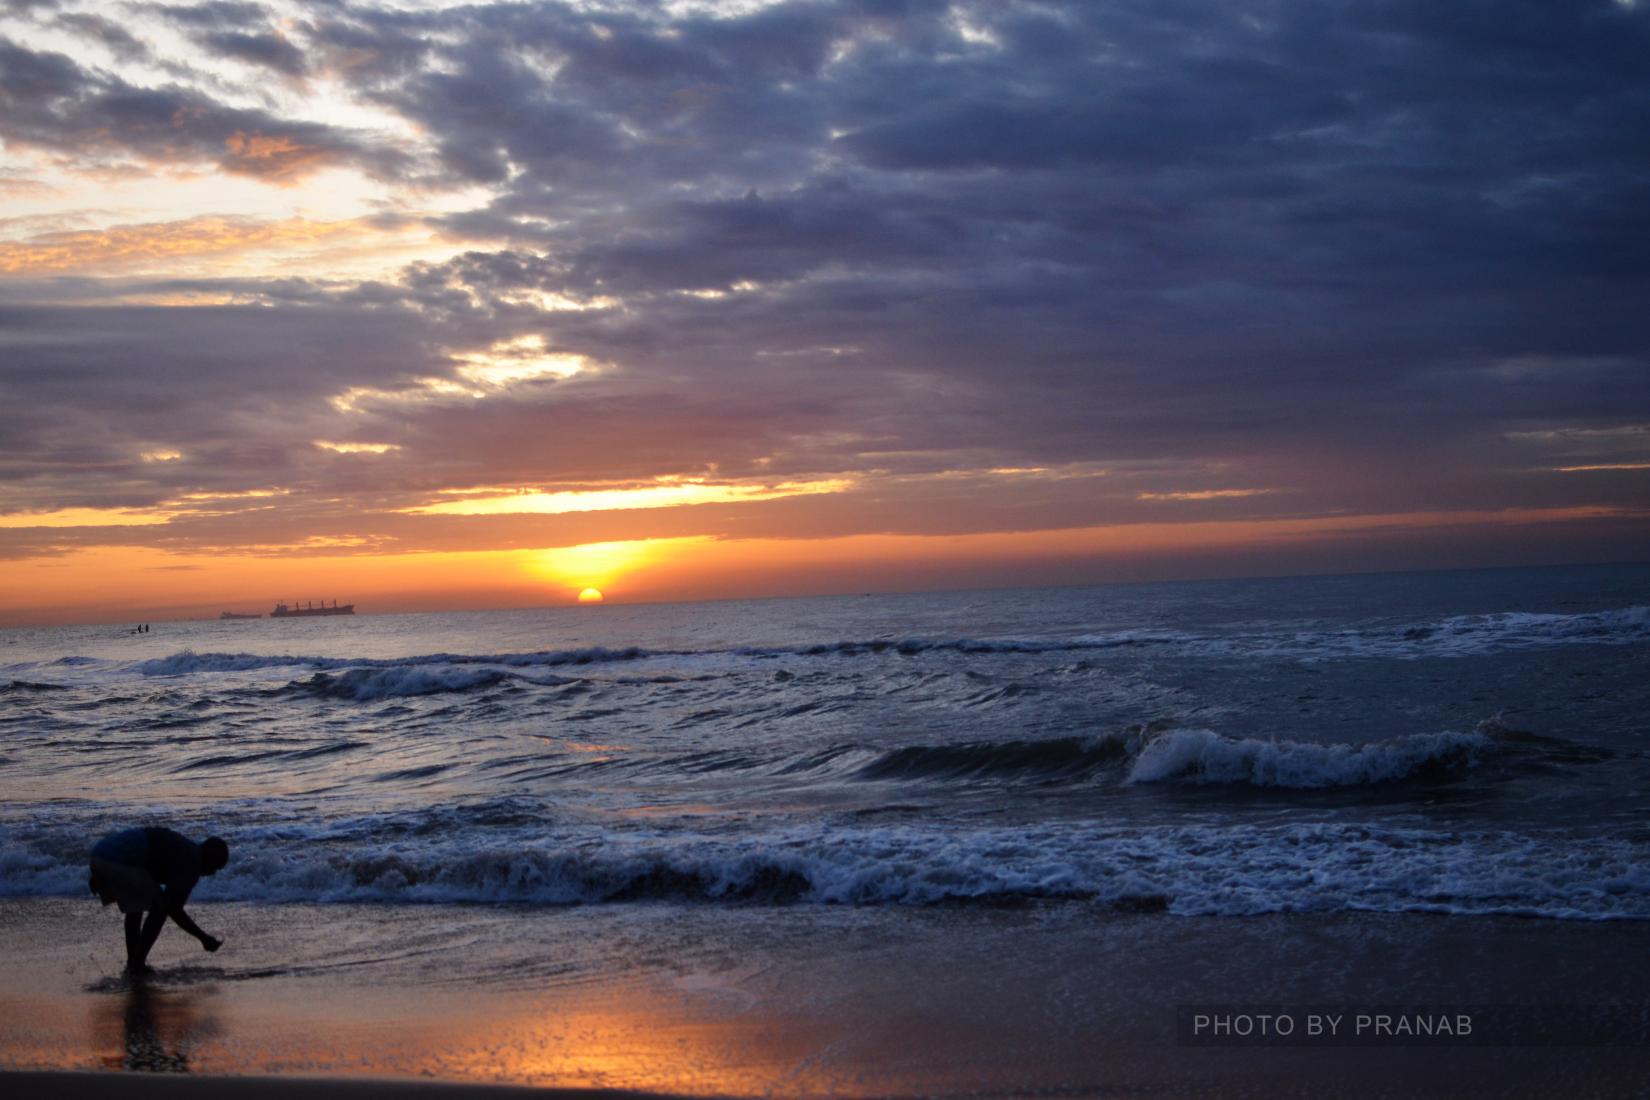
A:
202 934 222 953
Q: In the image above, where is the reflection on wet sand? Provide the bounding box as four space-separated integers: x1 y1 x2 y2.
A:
8 898 1649 1097
428 990 839 1096
63 960 841 1092
92 981 219 1073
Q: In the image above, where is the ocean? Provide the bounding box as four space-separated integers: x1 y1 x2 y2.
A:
3 562 1649 919
3 563 1650 1092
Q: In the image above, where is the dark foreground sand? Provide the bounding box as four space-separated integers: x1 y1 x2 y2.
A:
3 1073 669 1100
3 897 1648 1098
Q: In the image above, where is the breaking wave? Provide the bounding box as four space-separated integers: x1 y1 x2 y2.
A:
371 721 1561 791
846 719 1572 791
0 679 70 694
281 667 526 702
4 818 1647 919
1123 728 1490 788
854 736 1132 783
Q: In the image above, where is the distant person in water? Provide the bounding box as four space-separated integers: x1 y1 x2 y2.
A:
88 827 228 974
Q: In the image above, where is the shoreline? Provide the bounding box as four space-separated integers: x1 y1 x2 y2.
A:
4 898 1649 1097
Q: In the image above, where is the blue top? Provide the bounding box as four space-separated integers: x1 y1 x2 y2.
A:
90 826 202 900
90 827 147 865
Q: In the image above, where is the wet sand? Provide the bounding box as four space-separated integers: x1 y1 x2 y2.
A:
3 898 1647 1097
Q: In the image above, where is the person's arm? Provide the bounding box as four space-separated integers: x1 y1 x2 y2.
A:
161 884 222 951
167 905 222 951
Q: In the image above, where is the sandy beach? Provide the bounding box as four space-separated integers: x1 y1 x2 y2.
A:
4 897 1648 1098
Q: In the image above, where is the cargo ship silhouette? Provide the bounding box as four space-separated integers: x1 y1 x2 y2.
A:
270 600 354 618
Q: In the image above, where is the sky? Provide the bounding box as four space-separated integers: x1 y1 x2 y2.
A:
2 0 1648 625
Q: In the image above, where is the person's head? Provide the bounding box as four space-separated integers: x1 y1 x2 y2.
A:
200 837 229 875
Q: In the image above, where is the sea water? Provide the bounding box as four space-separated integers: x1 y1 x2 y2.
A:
3 563 1648 921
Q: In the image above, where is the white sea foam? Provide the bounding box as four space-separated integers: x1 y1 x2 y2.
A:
1125 728 1489 788
4 817 1647 920
853 724 1518 790
295 666 519 701
140 651 316 676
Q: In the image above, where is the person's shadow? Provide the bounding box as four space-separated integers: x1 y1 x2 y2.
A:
122 981 189 1072
96 979 214 1072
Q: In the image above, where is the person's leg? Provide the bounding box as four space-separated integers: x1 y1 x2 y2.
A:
124 912 143 966
132 907 167 971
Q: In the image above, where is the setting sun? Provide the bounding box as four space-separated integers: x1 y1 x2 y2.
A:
530 537 711 600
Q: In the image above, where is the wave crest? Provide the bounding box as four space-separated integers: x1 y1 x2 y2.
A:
6 818 1648 919
288 667 520 702
856 736 1132 783
0 679 69 694
844 720 1549 792
1124 728 1489 788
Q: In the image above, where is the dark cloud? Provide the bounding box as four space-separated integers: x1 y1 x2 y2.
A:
302 11 429 82
0 287 469 510
144 1 313 75
199 29 308 75
0 36 404 180
53 13 150 62
150 1 272 30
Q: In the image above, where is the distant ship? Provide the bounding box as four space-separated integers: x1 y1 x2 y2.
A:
219 611 261 620
271 600 355 618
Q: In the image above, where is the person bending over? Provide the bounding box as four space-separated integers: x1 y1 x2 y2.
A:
88 827 228 974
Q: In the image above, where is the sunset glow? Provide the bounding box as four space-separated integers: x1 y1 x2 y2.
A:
0 0 1646 626
531 539 708 599
407 479 854 518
